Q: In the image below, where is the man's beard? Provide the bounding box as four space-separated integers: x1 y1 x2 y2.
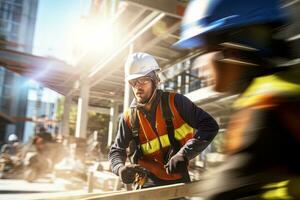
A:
135 87 155 105
136 93 149 104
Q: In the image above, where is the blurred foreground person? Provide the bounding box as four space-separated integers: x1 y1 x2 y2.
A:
109 52 219 189
175 0 300 199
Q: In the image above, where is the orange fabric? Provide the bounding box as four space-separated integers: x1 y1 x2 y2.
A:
179 132 194 146
169 93 194 145
224 108 252 154
251 94 280 109
225 94 300 154
169 93 186 128
124 109 132 129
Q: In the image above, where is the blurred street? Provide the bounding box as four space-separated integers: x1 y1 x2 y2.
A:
0 177 104 200
0 177 77 199
0 160 119 199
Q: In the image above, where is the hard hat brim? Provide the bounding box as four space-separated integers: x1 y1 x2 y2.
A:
174 9 288 50
172 19 221 49
173 34 204 49
126 73 147 82
126 68 160 82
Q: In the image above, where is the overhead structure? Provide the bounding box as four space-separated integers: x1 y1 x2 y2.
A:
0 0 189 109
0 0 299 113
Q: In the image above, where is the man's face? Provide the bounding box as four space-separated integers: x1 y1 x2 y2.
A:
129 76 155 104
195 48 244 93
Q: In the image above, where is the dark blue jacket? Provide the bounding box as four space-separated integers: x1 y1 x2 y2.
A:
109 90 219 179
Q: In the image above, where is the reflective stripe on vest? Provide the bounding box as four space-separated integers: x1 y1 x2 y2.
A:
140 123 194 155
140 134 170 155
175 123 194 141
138 93 194 155
234 73 300 109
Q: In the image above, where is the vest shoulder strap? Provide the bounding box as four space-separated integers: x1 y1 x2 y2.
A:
128 107 142 164
161 92 180 153
130 107 139 138
161 92 173 121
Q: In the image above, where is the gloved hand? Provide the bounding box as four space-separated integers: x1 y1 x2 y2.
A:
118 164 144 184
165 153 188 174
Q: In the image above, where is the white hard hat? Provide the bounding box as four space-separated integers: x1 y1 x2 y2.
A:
8 134 18 142
125 52 160 81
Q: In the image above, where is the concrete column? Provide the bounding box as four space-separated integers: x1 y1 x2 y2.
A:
61 94 72 136
75 78 90 138
123 44 134 112
123 80 133 112
107 101 119 146
185 69 190 93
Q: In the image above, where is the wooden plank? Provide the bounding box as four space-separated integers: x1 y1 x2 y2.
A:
39 181 206 200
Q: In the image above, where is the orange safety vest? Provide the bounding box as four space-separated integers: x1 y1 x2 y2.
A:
124 92 194 180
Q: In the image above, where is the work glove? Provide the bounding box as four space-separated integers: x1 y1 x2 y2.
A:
118 164 145 184
165 153 188 174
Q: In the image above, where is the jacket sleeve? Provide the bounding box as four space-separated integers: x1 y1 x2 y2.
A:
108 115 133 175
174 93 219 160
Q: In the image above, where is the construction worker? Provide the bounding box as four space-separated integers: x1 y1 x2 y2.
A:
175 0 300 199
109 52 219 188
1 134 21 156
0 134 24 178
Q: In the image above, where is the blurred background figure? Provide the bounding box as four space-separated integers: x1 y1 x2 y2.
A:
1 134 22 156
24 126 64 182
175 0 300 199
0 134 24 179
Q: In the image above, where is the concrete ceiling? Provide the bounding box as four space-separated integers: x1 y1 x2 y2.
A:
0 0 299 112
0 1 191 109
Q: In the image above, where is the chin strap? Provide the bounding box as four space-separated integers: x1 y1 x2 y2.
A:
136 87 157 108
136 76 159 107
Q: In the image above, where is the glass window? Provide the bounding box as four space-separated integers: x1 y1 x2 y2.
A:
1 97 11 113
8 33 18 41
1 2 13 20
12 9 21 22
12 5 22 22
11 23 19 34
0 68 4 85
14 0 23 5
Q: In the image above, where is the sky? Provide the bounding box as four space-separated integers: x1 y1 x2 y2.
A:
33 0 91 62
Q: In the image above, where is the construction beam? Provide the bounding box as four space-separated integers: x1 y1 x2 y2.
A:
88 106 110 114
0 48 72 73
0 112 15 124
88 11 165 85
141 21 181 52
125 0 187 18
185 87 220 103
89 95 123 103
89 90 123 99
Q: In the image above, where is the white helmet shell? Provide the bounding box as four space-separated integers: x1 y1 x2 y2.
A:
8 134 18 142
125 52 160 81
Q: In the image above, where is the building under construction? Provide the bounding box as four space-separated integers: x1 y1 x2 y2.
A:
0 0 300 199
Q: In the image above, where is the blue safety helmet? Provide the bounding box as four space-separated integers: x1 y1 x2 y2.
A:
174 0 288 49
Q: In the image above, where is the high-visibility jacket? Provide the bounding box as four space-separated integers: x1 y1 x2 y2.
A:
214 69 300 199
124 92 194 180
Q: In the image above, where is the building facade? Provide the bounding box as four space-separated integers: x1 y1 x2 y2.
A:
0 0 38 143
